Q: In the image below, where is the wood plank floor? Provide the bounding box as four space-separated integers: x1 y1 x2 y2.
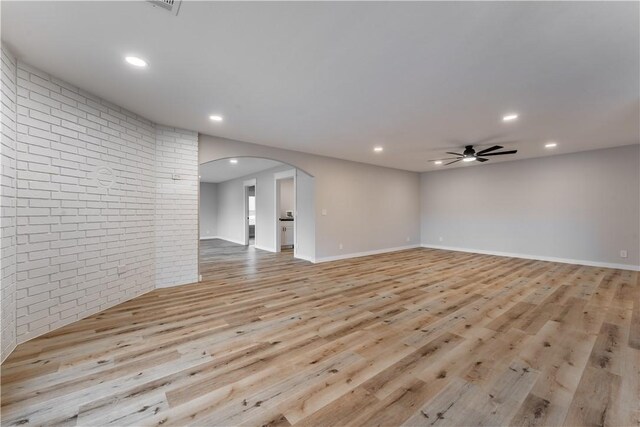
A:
1 239 639 426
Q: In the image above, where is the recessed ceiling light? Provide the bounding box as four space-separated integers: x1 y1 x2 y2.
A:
209 115 223 122
462 157 476 162
229 159 238 164
502 113 518 122
434 160 443 165
125 56 147 67
545 142 557 148
373 147 383 153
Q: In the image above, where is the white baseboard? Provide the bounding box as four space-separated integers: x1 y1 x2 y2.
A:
420 244 640 271
200 235 221 240
200 236 246 246
223 237 246 245
313 244 420 264
254 244 276 253
294 253 315 263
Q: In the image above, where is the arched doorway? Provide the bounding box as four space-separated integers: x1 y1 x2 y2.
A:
198 157 315 280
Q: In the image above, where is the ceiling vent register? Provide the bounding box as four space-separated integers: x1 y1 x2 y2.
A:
146 0 182 16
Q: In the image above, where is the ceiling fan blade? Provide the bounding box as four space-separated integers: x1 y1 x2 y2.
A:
481 150 518 156
427 157 459 162
476 157 489 162
445 159 461 165
476 145 503 155
446 152 463 157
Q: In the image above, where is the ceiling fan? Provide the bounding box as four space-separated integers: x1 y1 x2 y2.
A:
430 145 517 165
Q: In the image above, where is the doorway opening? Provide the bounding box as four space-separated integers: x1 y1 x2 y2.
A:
198 156 316 280
275 170 295 255
245 183 256 246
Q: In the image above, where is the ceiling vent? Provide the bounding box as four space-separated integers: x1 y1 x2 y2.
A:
146 0 182 16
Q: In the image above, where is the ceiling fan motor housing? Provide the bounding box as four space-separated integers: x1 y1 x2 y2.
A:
463 145 476 158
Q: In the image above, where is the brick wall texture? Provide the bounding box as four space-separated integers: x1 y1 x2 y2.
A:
1 46 199 353
1 46 18 361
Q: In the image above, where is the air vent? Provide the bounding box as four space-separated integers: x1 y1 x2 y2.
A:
147 0 182 16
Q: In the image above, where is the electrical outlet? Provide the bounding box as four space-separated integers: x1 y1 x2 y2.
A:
321 208 327 216
339 243 343 250
406 237 411 242
620 250 628 258
199 274 203 281
117 265 127 275
172 174 182 180
439 236 443 242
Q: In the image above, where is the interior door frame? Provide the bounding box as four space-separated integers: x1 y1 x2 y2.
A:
243 178 257 246
274 169 296 255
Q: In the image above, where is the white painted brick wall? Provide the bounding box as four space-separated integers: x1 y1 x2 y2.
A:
1 46 18 362
0 56 199 350
155 126 199 287
14 61 157 341
9 61 199 344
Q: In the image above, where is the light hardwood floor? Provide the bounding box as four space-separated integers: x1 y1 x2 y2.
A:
1 239 639 426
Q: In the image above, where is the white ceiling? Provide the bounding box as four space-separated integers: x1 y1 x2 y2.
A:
2 1 638 172
200 158 283 183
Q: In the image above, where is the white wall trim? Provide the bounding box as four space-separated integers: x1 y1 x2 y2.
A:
200 237 276 253
202 236 246 246
274 169 296 180
420 244 640 271
242 179 257 246
313 244 420 263
294 253 315 263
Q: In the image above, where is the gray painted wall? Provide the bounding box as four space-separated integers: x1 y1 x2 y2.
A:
215 173 247 245
200 165 315 259
295 171 315 261
217 165 292 250
200 135 421 261
199 182 218 239
279 178 294 217
420 145 640 268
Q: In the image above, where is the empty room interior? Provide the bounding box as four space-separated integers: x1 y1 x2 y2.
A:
0 1 639 426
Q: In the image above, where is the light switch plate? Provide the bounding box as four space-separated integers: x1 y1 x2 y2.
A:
620 250 628 258
321 209 327 216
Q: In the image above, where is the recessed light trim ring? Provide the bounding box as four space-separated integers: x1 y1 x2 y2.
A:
125 56 147 67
